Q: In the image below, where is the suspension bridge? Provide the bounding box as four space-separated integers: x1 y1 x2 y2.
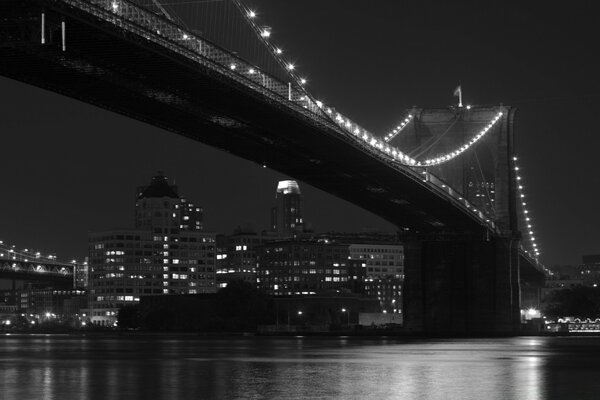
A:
0 0 547 334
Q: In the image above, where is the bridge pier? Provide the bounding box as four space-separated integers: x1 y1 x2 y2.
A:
403 234 521 335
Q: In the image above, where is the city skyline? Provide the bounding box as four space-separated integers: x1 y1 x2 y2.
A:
1 1 599 268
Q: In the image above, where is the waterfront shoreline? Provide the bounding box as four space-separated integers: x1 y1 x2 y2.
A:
3 328 599 338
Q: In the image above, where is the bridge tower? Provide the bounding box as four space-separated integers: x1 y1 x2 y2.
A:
398 106 522 335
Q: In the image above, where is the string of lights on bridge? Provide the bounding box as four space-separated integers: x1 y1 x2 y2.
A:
383 113 414 142
514 156 540 259
0 240 84 266
421 112 503 166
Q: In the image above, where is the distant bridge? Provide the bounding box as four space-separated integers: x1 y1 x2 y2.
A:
0 242 76 284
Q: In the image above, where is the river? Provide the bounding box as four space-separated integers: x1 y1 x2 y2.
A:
1 335 599 399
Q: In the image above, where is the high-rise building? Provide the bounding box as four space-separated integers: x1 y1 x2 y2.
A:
271 180 303 237
134 174 203 232
88 173 215 326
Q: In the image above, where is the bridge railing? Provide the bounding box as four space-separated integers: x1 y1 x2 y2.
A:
52 0 497 231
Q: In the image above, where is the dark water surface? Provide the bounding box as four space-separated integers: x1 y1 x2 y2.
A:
1 335 599 399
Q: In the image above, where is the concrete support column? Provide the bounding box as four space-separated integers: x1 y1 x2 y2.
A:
403 234 520 335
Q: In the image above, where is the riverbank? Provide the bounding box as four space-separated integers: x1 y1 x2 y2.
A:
4 327 598 338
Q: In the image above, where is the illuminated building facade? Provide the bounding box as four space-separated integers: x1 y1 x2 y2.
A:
88 174 215 326
257 239 349 295
347 244 404 313
271 180 303 237
216 228 281 288
348 244 404 279
18 288 87 318
134 174 203 232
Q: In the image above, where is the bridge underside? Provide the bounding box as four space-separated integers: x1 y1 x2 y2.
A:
0 0 491 235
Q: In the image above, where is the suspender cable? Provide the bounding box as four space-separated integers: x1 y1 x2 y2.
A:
41 13 45 44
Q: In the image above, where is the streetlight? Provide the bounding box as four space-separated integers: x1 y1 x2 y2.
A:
341 308 349 326
294 311 303 329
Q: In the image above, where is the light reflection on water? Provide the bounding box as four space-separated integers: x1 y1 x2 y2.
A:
1 335 599 399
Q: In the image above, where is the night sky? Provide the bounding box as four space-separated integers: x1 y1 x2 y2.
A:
1 0 598 267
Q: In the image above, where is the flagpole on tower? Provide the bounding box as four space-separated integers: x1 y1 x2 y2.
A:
454 84 463 107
